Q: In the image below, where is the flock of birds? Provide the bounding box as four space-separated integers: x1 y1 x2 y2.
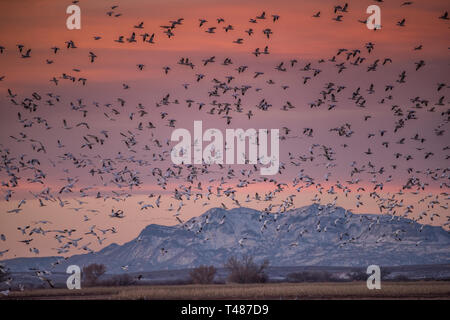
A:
0 1 449 292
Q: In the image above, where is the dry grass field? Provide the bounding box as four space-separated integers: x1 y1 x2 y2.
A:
2 281 450 300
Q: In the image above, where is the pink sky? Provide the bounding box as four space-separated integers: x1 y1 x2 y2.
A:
0 0 449 260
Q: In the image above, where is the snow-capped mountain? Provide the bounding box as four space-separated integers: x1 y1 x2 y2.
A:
3 204 450 272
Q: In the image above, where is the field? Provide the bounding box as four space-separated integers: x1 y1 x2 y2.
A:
2 281 450 300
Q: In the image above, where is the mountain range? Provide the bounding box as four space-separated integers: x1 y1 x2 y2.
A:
2 204 450 273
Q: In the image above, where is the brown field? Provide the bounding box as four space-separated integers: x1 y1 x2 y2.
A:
2 281 450 300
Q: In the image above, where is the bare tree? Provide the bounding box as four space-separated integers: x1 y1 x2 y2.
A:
0 266 10 286
82 263 106 286
189 265 217 284
225 255 269 283
104 274 135 286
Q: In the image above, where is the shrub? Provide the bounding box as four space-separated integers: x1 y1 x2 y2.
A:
189 265 217 284
391 274 411 282
225 255 269 283
0 266 10 283
102 274 135 286
82 263 106 286
348 271 367 281
381 269 392 280
287 271 334 282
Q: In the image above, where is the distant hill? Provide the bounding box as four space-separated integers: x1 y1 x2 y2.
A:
2 204 450 273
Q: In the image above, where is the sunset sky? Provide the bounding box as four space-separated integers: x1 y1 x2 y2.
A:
0 0 448 260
